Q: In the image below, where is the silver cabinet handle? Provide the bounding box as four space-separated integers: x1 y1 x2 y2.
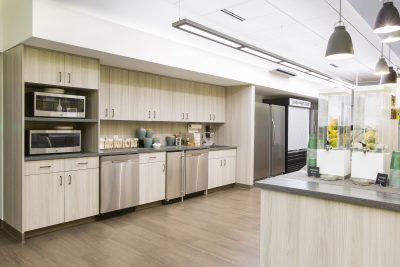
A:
224 159 226 166
149 156 157 159
105 108 108 118
40 165 52 169
182 113 185 120
163 163 165 172
68 174 72 185
78 162 88 165
148 111 151 118
59 176 63 186
153 110 156 119
213 114 216 121
112 109 115 118
209 114 212 120
220 160 223 166
68 73 71 83
181 154 185 196
186 113 189 120
58 72 62 83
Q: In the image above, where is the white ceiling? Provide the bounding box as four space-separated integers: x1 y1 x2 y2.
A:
52 0 399 84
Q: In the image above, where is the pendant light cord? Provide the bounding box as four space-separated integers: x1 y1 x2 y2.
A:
339 0 342 23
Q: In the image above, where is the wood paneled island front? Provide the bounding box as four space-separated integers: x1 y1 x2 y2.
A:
256 171 400 267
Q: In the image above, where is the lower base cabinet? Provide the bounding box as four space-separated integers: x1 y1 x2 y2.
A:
23 157 99 232
139 153 166 205
208 149 236 189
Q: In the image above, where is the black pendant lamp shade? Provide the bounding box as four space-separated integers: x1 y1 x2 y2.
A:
381 66 397 85
325 0 354 60
325 25 354 59
374 2 400 34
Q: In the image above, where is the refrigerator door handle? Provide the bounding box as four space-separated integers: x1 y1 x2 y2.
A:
272 118 276 144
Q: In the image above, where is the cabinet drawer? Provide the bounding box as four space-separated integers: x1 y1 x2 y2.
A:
139 152 166 164
65 157 99 171
209 149 236 159
25 159 65 176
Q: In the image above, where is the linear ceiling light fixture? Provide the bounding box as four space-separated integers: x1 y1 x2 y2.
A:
172 18 350 88
325 0 354 60
374 1 400 34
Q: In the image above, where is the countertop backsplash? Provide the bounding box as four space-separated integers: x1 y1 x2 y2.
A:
100 121 223 146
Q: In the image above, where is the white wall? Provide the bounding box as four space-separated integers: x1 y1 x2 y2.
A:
216 85 255 186
0 53 3 220
29 0 327 98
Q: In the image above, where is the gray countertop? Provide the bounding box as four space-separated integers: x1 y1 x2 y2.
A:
24 145 237 161
255 170 400 212
25 152 99 162
99 145 237 156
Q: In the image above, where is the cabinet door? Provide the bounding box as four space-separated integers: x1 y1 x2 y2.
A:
208 158 222 189
215 87 226 123
64 54 99 89
183 80 197 122
139 162 166 204
150 74 162 121
24 47 64 86
223 157 236 185
23 172 65 232
109 68 130 120
172 79 186 121
64 168 99 222
99 66 110 120
158 76 174 121
208 85 218 122
129 71 147 121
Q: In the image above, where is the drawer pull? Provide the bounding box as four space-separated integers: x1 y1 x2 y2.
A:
68 174 72 185
40 165 52 169
59 176 63 186
149 157 157 159
78 162 88 165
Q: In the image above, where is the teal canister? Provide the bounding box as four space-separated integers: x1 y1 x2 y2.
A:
389 151 400 188
136 128 146 140
166 136 175 146
144 137 153 148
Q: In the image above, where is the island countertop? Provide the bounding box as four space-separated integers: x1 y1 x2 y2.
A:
255 170 400 212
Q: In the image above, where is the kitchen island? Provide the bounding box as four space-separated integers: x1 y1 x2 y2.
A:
256 170 400 267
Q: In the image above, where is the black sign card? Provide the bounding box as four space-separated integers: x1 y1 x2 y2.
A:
375 173 388 187
308 167 320 178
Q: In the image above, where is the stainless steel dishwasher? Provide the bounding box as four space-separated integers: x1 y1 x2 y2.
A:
185 149 208 194
100 154 139 213
166 151 185 201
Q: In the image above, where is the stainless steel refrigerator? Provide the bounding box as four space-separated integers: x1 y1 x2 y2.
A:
254 102 286 180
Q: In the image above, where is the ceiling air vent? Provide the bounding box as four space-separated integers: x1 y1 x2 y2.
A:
220 9 246 21
271 68 297 78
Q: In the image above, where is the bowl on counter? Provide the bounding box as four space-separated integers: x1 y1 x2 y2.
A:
153 143 161 149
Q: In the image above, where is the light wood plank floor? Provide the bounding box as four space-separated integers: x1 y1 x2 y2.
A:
0 187 260 267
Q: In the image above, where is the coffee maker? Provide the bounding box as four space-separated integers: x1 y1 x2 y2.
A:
203 125 215 146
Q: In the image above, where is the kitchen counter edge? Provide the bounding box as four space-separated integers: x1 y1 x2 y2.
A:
99 146 237 156
25 152 99 162
255 172 400 213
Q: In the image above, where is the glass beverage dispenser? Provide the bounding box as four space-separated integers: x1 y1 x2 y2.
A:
351 85 391 181
317 88 352 179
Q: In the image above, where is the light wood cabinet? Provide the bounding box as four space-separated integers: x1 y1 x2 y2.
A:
23 172 65 232
22 157 99 231
99 66 110 119
139 153 166 205
104 66 226 123
64 168 99 222
64 54 99 89
24 47 64 86
208 149 236 189
109 68 130 120
24 46 99 89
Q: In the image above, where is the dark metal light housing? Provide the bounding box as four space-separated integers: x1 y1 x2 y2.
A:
380 66 397 85
374 2 400 34
325 25 354 60
374 57 389 75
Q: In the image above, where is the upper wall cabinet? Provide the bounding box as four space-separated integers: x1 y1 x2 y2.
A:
24 46 99 90
101 66 226 123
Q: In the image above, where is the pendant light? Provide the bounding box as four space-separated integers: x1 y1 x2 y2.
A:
374 1 400 34
375 43 389 75
325 0 354 60
381 45 397 85
382 30 400 43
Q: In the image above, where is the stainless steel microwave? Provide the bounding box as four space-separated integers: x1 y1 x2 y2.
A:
27 92 85 118
27 130 81 155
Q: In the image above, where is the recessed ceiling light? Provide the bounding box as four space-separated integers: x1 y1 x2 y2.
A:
240 47 281 62
280 62 308 72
